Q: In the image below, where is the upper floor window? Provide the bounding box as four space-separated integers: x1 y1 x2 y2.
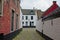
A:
0 0 3 16
26 16 28 20
13 0 19 7
22 16 24 20
31 10 33 14
31 16 33 20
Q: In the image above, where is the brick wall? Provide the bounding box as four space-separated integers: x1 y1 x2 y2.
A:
0 0 20 35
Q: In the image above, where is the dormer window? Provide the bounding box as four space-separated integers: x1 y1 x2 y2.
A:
31 10 33 14
0 0 3 16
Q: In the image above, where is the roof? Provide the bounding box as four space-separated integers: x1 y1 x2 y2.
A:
43 1 59 17
37 10 44 19
21 9 35 15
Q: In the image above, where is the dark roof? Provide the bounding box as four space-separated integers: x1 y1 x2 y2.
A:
21 9 35 15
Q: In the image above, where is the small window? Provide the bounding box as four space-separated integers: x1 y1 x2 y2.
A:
0 0 3 16
26 21 28 26
11 10 15 31
26 16 28 20
22 16 24 20
31 10 33 14
22 22 24 24
16 14 18 29
32 22 34 26
31 16 33 20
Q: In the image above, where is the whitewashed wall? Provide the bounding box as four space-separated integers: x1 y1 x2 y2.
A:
22 15 37 26
43 20 54 39
36 19 42 32
36 17 60 40
53 18 60 40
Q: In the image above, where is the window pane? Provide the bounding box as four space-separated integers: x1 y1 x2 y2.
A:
31 16 33 20
22 22 24 24
0 0 2 15
26 21 28 26
11 10 14 31
26 16 28 20
30 21 34 26
22 16 24 20
16 14 18 29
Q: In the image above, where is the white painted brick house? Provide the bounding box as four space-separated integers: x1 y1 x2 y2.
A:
21 9 37 28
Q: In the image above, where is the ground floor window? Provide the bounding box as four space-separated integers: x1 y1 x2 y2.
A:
22 21 24 26
11 10 14 31
26 21 28 26
16 14 18 29
30 21 34 26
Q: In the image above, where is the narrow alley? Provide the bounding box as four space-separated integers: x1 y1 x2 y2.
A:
13 28 45 40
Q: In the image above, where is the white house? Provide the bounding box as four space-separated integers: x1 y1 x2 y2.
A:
21 9 37 28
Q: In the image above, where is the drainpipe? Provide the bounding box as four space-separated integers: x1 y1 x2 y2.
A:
42 19 44 37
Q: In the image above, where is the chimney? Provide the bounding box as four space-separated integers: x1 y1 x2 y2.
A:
53 1 56 4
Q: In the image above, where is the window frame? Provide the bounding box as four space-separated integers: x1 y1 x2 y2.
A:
22 16 24 20
0 0 3 16
26 16 28 20
31 16 33 20
26 21 28 26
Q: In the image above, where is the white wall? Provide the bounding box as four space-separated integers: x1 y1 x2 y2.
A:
36 19 42 32
22 15 37 26
36 17 60 40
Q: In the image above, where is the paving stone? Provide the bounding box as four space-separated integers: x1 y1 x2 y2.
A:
13 28 45 40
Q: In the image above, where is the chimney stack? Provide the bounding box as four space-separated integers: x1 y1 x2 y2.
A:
53 1 56 4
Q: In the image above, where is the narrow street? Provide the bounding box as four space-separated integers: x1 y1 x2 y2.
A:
13 28 45 40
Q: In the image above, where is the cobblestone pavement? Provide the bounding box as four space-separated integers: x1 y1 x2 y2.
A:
13 28 45 40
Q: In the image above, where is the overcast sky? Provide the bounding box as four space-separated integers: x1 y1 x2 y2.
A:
20 0 60 11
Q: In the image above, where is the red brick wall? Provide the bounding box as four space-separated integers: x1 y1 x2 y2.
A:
0 0 20 35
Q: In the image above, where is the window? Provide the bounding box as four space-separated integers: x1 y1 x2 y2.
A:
11 10 15 31
26 21 28 26
0 0 3 16
16 14 18 29
31 10 33 14
17 0 20 7
26 16 28 20
13 0 19 7
31 16 33 20
7 0 10 3
22 22 24 24
31 22 34 26
22 16 24 20
30 21 34 26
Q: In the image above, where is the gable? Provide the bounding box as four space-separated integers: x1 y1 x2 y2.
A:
43 1 59 17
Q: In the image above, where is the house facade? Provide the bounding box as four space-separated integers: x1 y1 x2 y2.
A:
36 1 60 40
21 9 37 28
0 0 21 38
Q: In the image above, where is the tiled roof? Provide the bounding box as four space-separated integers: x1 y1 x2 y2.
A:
21 9 35 15
43 1 59 17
